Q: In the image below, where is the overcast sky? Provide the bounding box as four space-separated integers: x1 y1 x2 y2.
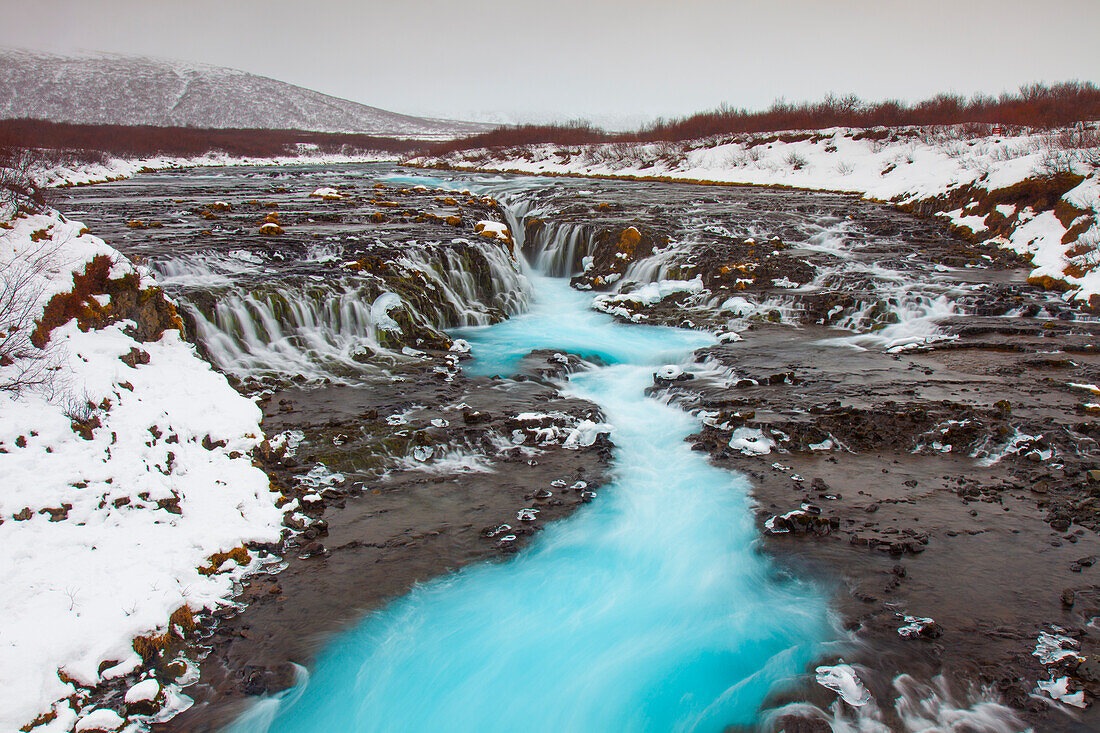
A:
1 0 1098 129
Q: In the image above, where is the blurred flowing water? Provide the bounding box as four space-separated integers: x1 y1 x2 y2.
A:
228 265 832 732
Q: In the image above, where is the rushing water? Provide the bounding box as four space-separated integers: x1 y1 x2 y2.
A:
228 262 832 732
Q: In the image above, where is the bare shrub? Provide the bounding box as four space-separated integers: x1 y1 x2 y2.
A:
1 145 60 394
61 389 97 423
0 146 47 214
0 237 56 394
784 150 808 170
427 81 1100 155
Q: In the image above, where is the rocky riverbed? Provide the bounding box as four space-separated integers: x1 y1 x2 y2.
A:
58 162 1100 731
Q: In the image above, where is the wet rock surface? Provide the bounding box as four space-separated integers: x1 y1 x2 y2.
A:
163 363 609 729
507 176 1100 728
59 165 611 731
60 164 1100 730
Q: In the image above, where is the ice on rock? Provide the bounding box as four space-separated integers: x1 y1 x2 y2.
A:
656 365 684 380
562 420 610 450
370 292 403 332
729 427 775 456
898 615 937 638
1035 676 1087 708
1033 630 1081 665
815 663 872 707
720 296 757 317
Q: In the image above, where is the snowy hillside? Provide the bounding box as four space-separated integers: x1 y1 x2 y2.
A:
0 211 283 732
0 49 491 140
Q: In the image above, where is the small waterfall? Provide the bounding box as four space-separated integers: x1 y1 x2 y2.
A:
154 238 530 383
524 220 596 277
396 240 530 326
185 286 397 381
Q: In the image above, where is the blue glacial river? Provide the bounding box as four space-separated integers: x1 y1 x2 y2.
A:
229 210 832 733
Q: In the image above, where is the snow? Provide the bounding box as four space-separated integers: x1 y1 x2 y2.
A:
74 709 124 732
310 187 342 200
656 365 685 380
123 679 161 704
611 277 704 306
0 210 282 731
474 220 512 242
1033 630 1081 665
562 419 611 450
414 124 1100 302
35 150 400 190
898 615 937 638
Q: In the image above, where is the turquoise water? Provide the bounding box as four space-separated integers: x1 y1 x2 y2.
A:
453 274 715 377
228 264 831 732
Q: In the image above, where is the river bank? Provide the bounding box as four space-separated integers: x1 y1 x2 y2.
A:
20 160 1099 731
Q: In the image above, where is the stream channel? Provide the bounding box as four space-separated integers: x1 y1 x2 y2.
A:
60 162 1100 732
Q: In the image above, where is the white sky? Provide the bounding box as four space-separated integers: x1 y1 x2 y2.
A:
1 0 1098 129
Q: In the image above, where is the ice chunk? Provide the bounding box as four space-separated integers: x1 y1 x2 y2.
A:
815 663 872 707
728 427 775 456
371 292 402 332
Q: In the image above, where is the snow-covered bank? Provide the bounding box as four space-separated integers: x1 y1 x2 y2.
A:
36 149 400 189
412 125 1100 303
0 212 283 731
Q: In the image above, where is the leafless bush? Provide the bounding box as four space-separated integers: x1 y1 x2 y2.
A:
1039 125 1100 171
61 389 97 423
784 150 808 170
1 145 59 393
0 239 55 394
0 146 47 215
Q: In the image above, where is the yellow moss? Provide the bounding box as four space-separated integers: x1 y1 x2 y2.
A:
445 215 462 226
132 633 171 660
169 605 196 634
617 227 641 257
1028 274 1073 292
198 545 251 575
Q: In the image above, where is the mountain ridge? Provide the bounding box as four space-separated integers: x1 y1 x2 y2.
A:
0 48 491 140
